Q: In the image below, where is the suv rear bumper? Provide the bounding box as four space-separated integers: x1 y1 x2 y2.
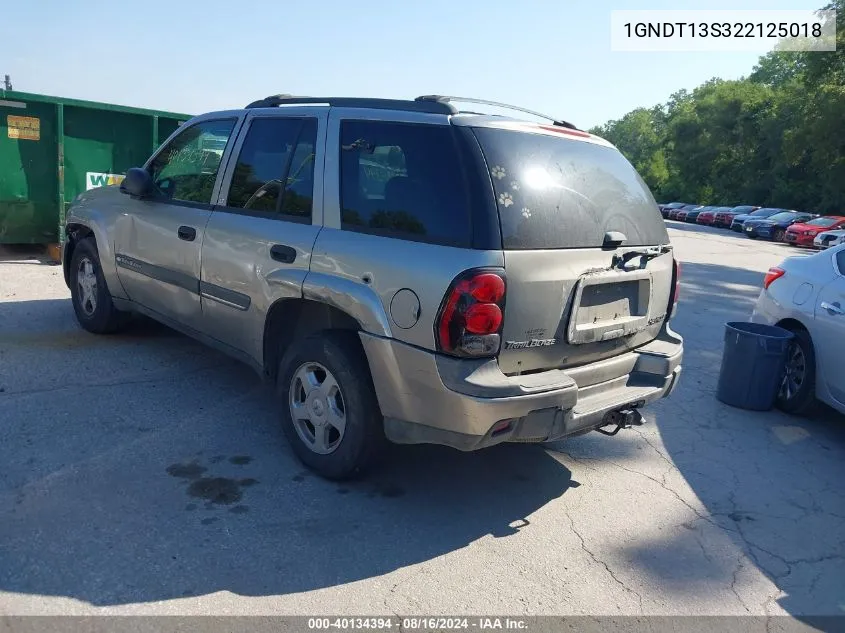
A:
360 329 683 451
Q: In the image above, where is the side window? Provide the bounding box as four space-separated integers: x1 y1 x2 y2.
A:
226 117 317 219
150 119 236 204
836 249 845 275
340 120 470 247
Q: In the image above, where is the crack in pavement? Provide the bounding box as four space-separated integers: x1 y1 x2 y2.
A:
729 556 752 613
561 435 844 616
564 509 644 613
562 451 718 531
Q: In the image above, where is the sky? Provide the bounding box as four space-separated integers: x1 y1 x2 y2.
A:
0 0 826 130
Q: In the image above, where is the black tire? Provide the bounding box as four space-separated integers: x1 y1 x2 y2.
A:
276 330 386 480
69 238 128 334
773 228 786 242
776 328 817 415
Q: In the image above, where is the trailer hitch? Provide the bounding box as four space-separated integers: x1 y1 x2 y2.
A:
596 408 644 436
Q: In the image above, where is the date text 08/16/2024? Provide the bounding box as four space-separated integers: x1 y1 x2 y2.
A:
307 617 529 630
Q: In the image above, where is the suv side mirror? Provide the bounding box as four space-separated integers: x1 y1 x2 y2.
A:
120 167 154 198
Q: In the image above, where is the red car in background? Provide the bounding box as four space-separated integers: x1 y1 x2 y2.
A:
672 205 701 221
784 215 845 247
696 208 718 225
715 205 759 228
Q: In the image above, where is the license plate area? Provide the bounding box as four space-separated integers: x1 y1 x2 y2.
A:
566 269 652 345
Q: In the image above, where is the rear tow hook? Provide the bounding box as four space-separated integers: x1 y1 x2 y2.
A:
596 408 644 436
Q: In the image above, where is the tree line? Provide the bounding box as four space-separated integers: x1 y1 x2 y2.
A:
589 1 845 213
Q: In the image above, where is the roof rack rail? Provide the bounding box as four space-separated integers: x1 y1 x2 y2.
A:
244 94 456 114
415 95 578 130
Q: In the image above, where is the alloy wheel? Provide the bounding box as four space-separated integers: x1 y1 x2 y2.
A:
77 257 98 316
289 362 347 454
780 342 806 402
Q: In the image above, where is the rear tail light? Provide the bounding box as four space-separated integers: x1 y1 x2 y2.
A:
436 269 506 357
763 267 785 289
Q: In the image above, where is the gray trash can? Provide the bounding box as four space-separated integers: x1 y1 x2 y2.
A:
716 322 794 411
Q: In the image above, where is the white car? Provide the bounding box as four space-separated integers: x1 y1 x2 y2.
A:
814 229 845 249
751 244 845 416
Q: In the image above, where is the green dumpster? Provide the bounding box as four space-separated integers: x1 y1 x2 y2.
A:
0 90 190 245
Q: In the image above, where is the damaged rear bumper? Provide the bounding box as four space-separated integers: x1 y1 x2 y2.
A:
360 328 683 451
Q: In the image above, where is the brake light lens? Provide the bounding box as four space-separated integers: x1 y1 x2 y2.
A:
764 267 785 289
537 124 591 138
436 269 506 357
464 303 503 334
469 273 505 303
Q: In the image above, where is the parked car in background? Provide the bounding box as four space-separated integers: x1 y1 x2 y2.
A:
785 216 845 247
815 229 845 250
668 204 699 220
704 206 732 226
684 206 711 223
751 244 845 416
744 211 816 241
673 205 702 221
731 207 790 232
661 202 691 219
716 205 759 228
696 207 718 225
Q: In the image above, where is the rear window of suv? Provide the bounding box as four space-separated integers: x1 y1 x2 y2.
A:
472 126 669 250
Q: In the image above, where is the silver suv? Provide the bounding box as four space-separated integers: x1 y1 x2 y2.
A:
62 94 684 479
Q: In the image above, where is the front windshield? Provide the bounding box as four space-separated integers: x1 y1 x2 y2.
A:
766 212 797 222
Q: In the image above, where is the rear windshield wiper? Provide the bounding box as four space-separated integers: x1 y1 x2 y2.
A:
613 245 672 270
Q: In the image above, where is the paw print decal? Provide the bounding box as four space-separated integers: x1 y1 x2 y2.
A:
521 208 531 219
491 166 506 180
498 192 514 207
510 181 520 191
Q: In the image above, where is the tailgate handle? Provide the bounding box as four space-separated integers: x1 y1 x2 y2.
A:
603 231 627 248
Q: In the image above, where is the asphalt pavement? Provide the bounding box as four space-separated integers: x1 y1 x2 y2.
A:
1 225 843 622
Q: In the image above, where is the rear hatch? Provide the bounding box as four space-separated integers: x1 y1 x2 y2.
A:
470 123 673 375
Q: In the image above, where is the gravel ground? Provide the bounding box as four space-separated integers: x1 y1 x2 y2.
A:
0 224 843 624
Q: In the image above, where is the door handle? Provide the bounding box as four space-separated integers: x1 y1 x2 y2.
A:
821 301 844 315
178 226 197 241
270 244 297 264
